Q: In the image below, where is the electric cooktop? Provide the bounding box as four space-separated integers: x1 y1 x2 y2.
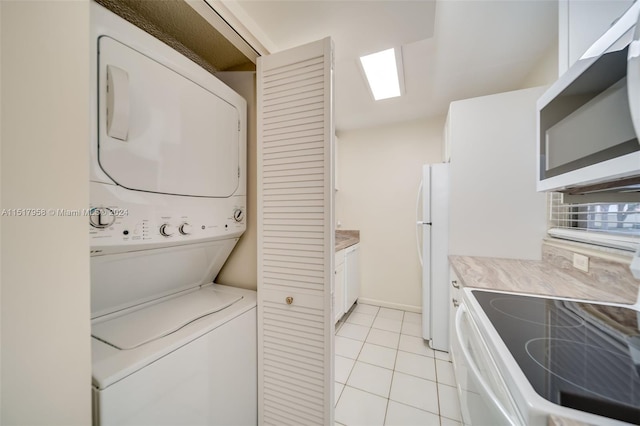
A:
472 290 640 425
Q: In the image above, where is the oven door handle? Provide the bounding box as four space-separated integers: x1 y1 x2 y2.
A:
455 305 519 426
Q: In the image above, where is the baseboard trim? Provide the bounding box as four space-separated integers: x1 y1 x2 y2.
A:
356 297 421 313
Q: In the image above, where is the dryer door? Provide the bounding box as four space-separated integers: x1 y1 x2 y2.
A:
97 36 240 198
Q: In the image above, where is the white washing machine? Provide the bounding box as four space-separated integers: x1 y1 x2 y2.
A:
89 3 255 425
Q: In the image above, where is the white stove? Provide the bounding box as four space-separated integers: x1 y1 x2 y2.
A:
451 287 640 426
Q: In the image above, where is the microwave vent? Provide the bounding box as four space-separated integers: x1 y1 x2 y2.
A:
564 175 640 196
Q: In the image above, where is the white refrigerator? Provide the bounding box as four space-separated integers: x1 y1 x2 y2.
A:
416 163 450 352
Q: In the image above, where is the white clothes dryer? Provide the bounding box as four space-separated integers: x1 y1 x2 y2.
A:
89 3 254 425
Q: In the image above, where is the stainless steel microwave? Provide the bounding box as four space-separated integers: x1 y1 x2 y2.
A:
537 1 640 193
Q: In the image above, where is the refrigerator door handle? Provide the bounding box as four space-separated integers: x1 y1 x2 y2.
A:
416 179 424 266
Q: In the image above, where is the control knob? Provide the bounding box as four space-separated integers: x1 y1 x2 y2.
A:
159 223 175 237
89 207 116 229
179 223 192 235
233 208 245 222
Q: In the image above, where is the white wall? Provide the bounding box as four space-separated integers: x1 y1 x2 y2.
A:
521 42 558 88
215 72 258 290
335 118 444 311
1 2 92 424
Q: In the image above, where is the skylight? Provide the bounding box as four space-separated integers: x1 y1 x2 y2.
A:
359 48 402 101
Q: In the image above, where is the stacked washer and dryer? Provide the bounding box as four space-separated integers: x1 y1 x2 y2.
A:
89 3 256 425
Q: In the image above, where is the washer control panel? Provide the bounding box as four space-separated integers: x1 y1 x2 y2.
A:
89 207 117 229
90 183 246 255
233 208 245 223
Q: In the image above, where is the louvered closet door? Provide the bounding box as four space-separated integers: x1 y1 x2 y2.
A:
257 37 335 425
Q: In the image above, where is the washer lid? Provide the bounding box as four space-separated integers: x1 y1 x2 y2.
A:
92 288 242 350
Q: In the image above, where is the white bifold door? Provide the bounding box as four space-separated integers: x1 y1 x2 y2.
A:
257 37 335 425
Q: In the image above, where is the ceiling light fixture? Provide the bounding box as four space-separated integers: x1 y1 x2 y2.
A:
359 47 403 101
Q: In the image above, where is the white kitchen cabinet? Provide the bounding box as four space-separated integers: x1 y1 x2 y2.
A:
344 244 360 313
448 86 547 260
333 243 360 322
448 266 461 356
334 250 345 323
334 135 340 192
558 0 633 75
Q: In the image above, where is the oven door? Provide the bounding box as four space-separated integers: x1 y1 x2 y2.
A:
451 304 524 426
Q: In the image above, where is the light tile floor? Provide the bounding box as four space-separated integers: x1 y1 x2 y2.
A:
335 303 462 426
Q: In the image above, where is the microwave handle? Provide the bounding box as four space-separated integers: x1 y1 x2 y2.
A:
628 10 640 142
415 178 424 267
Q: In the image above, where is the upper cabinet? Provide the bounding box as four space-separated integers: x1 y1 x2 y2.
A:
558 0 634 75
448 87 547 260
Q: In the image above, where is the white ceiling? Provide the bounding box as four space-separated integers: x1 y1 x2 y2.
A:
233 0 558 132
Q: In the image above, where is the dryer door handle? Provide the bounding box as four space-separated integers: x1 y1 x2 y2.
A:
106 65 130 141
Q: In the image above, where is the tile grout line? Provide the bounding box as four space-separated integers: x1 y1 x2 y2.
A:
336 304 381 423
336 304 461 426
334 302 365 409
383 309 405 425
435 353 443 426
336 303 379 409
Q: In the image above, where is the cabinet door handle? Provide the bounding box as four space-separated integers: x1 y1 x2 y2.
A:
285 296 294 305
451 280 460 289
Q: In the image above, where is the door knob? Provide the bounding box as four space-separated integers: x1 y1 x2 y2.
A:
285 296 294 305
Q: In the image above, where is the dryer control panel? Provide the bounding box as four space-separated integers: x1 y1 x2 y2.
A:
90 182 246 256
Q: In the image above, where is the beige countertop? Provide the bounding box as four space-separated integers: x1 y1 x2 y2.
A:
335 230 359 251
449 244 639 305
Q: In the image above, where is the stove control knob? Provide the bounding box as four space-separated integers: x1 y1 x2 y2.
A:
159 223 174 237
89 207 116 229
233 208 245 222
179 223 192 235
